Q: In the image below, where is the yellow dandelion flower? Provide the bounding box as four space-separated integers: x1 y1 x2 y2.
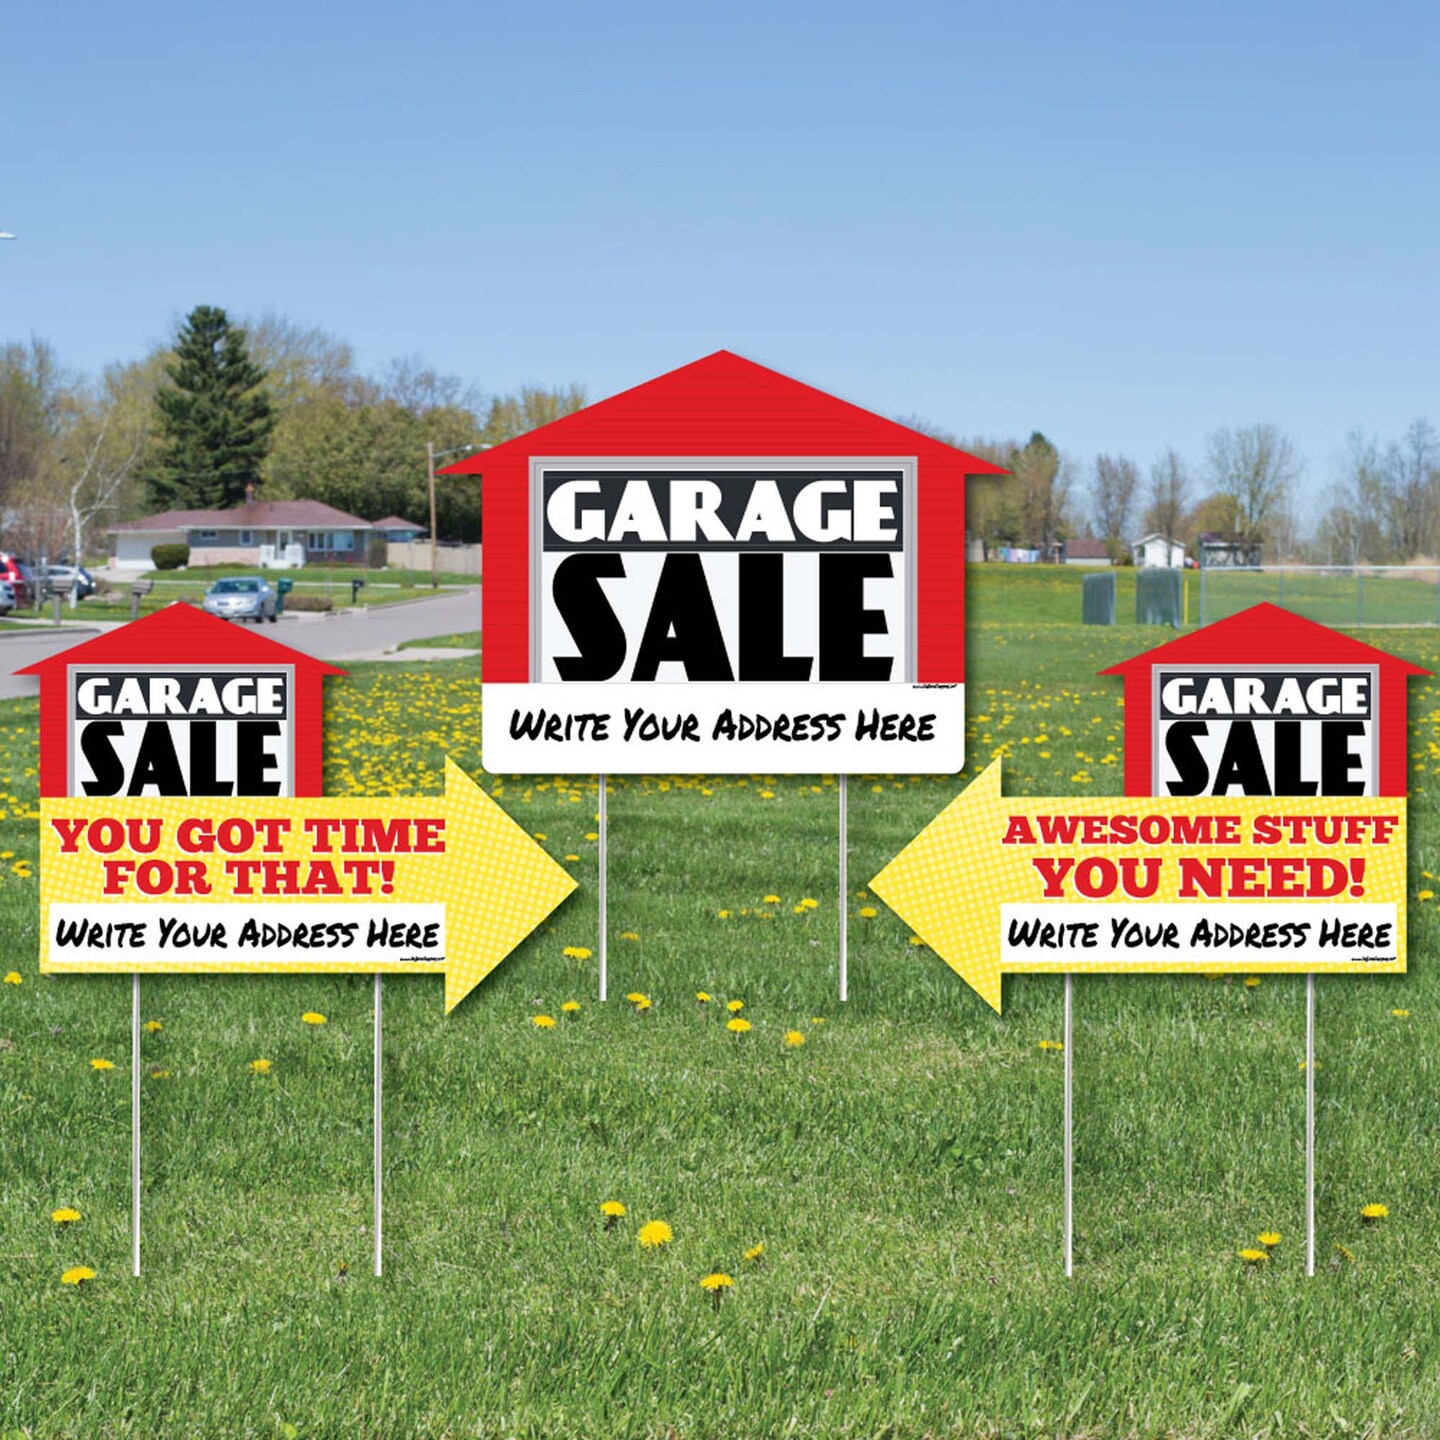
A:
699 1272 734 1291
810 1017 825 1025
149 1068 172 1079
1419 890 1435 901
798 898 819 910
584 831 599 841
784 1030 806 1047
3 971 21 985
908 935 926 947
638 1220 673 1248
561 1000 581 1013
696 992 713 1003
619 931 640 941
1360 1203 1389 1222
763 894 781 904
727 999 745 1013
60 1266 96 1286
89 1059 113 1071
1239 1248 1268 1265
51 1207 81 1225
600 1201 627 1218
1258 1231 1281 1248
143 1020 163 1033
1392 1008 1411 1018
635 998 652 1013
717 909 732 919
858 906 878 919
12 861 32 878
563 946 593 960
565 854 580 862
302 1012 326 1026
249 1058 271 1074
1243 977 1261 989
532 1014 557 1029
727 1017 752 1034
744 1243 764 1263
626 992 649 1005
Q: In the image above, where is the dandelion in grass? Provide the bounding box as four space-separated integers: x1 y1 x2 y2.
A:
12 861 32 878
3 971 20 985
727 999 745 1014
696 992 713 1004
1258 1231 1281 1249
532 1014 557 1029
717 909 732 919
908 936 926 947
1239 1248 1268 1267
699 1272 734 1308
638 1220 673 1249
561 1000 581 1014
1392 1009 1411 1018
51 1208 81 1226
150 1068 172 1080
563 946 593 960
143 1020 163 1033
858 907 878 919
89 1058 113 1071
784 1030 806 1048
60 1267 95 1287
744 1243 764 1265
600 1200 627 1233
810 1017 825 1026
302 1012 327 1026
619 932 640 941
798 898 819 910
727 1017 752 1035
763 894 781 905
1244 978 1261 989
635 997 652 1013
1361 1203 1389 1224
249 1058 272 1074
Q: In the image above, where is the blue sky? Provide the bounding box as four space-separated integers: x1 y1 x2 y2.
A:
3 1 1436 504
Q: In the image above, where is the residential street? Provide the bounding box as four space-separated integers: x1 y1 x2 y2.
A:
0 588 480 699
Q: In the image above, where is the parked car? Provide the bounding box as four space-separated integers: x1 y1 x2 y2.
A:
202 575 278 622
0 579 14 616
41 563 96 599
0 553 34 608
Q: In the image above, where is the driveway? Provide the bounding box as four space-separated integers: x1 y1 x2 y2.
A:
0 589 480 699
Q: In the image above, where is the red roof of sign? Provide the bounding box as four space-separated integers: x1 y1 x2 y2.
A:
17 603 347 679
438 350 1008 474
1101 604 1430 678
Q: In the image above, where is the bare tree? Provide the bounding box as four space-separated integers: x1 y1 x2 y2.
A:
1205 423 1302 542
57 397 146 599
1318 429 1387 563
1145 448 1191 553
1379 419 1440 560
1091 453 1140 561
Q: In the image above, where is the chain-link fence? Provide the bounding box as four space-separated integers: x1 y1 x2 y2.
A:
1198 565 1440 628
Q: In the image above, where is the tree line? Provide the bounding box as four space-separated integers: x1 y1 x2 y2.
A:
0 305 585 560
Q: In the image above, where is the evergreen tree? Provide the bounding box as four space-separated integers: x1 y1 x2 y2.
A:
145 305 274 510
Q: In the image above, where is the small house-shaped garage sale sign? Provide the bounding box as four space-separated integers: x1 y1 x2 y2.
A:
441 351 1006 773
19 606 343 800
1102 604 1426 799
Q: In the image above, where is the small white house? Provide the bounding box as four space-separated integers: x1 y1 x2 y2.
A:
1130 533 1187 568
108 499 373 571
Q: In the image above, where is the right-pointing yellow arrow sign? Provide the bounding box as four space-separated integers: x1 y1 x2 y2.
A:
870 759 1407 1013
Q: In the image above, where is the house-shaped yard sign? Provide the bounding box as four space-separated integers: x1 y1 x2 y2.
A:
19 605 343 799
440 350 1006 773
1102 604 1427 799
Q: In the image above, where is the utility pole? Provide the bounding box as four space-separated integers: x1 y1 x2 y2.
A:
427 441 438 590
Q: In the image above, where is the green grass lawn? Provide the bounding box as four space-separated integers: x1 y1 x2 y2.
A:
2 570 1440 1436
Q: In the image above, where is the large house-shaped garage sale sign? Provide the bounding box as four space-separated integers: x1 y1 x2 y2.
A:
1102 604 1426 799
20 606 343 800
441 351 1006 772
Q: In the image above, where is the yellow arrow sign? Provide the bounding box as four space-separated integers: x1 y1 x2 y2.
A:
39 757 577 1013
870 759 1406 1013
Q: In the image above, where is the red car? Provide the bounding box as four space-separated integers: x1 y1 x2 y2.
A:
0 554 34 608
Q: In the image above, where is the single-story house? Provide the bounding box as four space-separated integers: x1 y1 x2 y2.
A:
1131 533 1187 568
371 515 427 541
1062 537 1113 566
109 500 372 570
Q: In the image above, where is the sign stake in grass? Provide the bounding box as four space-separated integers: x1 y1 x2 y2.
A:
131 972 141 1278
598 774 608 1003
374 972 383 1277
1062 971 1073 1277
838 775 848 1003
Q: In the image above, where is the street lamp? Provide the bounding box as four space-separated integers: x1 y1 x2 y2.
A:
425 441 486 590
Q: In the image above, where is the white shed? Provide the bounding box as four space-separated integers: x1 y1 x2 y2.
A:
1130 533 1186 568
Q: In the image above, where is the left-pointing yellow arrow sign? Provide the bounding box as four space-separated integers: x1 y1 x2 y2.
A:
870 759 1407 1013
39 758 577 1013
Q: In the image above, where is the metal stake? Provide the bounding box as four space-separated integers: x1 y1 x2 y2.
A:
839 774 848 1003
374 973 383 1276
1306 973 1316 1277
598 775 608 1003
131 973 141 1277
1063 973 1074 1277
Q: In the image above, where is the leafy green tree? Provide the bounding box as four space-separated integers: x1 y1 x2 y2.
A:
144 305 275 510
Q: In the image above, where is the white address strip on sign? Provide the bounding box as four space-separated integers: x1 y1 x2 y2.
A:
1001 903 1400 969
483 681 967 774
45 903 446 969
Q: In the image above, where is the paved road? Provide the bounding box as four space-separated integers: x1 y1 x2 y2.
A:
0 589 481 699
